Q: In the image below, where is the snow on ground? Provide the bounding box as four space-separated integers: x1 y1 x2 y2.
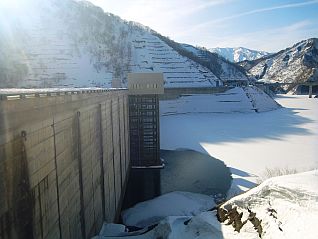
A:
218 170 318 239
161 94 318 195
121 191 216 228
242 86 280 112
160 86 280 116
160 87 255 115
93 92 317 238
94 171 318 239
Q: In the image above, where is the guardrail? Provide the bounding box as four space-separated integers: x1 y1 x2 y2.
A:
0 88 128 101
254 82 318 86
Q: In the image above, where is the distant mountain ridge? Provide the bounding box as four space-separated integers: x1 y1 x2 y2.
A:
210 47 270 63
239 38 318 85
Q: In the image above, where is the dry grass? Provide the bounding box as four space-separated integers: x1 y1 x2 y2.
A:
258 167 298 183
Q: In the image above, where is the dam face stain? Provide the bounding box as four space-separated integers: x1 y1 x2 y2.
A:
1 131 35 239
13 131 35 239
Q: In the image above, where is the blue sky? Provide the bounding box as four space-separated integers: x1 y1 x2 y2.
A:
89 0 318 52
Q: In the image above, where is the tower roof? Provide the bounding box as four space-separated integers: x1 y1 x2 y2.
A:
128 73 164 95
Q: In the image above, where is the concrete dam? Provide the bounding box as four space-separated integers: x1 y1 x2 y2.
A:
0 73 164 239
0 89 130 239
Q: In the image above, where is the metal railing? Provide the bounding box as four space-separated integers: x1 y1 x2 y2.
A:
0 88 128 101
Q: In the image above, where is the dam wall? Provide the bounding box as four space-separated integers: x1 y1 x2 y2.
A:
0 89 130 239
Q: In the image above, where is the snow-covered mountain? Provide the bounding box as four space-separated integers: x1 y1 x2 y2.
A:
239 38 318 85
210 47 270 63
181 44 248 82
0 0 246 88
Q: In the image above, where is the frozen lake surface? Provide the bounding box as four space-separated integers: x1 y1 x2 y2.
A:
122 149 232 210
161 95 318 194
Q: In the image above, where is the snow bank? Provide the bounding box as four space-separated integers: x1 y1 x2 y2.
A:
94 171 318 239
97 223 127 237
160 86 280 116
121 191 215 228
219 170 318 239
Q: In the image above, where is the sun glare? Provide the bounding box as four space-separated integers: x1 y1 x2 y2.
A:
0 0 29 10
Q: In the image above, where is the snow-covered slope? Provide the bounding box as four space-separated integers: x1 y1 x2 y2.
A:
0 0 118 88
160 86 280 116
130 33 220 88
93 170 318 239
239 38 318 84
210 47 270 63
0 0 245 88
